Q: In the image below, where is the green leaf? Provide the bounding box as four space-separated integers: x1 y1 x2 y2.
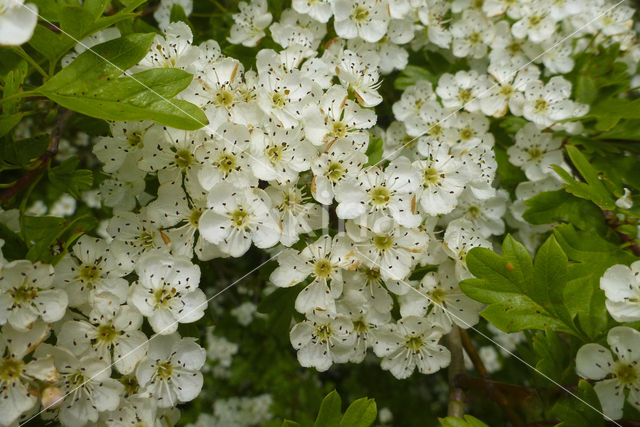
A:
0 114 25 138
393 65 436 90
460 235 579 335
552 380 604 427
281 421 301 427
339 397 376 427
365 136 383 166
523 190 605 231
439 415 489 427
532 236 571 325
37 34 208 130
48 157 93 199
314 391 342 427
553 224 635 338
0 222 27 261
553 145 616 210
2 61 28 114
0 134 49 170
574 75 598 105
21 216 66 263
532 330 574 383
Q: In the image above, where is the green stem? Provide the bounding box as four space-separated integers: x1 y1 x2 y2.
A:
12 47 48 78
0 90 39 105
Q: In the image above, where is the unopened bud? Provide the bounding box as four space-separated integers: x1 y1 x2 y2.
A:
41 386 66 410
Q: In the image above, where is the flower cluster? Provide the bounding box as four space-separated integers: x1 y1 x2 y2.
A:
2 0 640 424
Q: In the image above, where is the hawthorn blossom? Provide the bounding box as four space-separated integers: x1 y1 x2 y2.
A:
129 251 205 335
576 327 640 419
136 334 206 408
373 316 450 379
0 0 38 46
290 309 356 372
0 260 66 331
600 261 640 322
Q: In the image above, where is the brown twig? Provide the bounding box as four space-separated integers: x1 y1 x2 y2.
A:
0 108 72 205
459 329 525 427
446 325 466 417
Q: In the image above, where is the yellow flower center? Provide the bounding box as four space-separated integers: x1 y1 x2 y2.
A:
373 234 394 251
314 259 333 279
127 131 144 148
156 362 174 380
534 99 548 113
97 324 118 344
369 186 390 206
615 363 638 385
352 6 369 22
458 89 472 104
174 149 194 170
214 89 234 108
230 209 249 228
0 358 23 381
406 336 423 353
328 162 345 181
315 324 333 343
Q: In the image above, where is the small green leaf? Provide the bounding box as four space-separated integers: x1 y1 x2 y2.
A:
339 397 376 427
0 134 49 169
365 136 383 166
439 415 489 427
282 421 302 427
523 190 605 231
552 380 604 426
48 157 93 199
394 65 436 90
315 390 342 427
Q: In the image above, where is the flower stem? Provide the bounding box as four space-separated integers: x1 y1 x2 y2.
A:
12 47 48 79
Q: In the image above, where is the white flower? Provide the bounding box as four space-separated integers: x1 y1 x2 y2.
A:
270 9 327 50
521 76 584 128
303 85 376 146
250 125 316 184
93 121 153 174
138 125 205 185
57 301 148 375
134 22 200 72
311 137 368 205
0 0 38 46
399 260 483 330
54 235 132 308
373 316 450 379
107 210 170 261
442 189 508 238
337 49 383 107
615 188 633 210
0 260 66 331
199 183 281 256
507 123 563 181
228 0 273 47
271 234 358 313
511 3 557 43
482 64 540 118
576 326 640 420
45 345 124 426
413 143 470 216
154 0 193 30
255 49 314 128
129 251 205 335
265 183 324 247
136 334 205 408
600 261 640 322
290 309 356 372
335 157 422 228
450 10 495 59
436 71 492 113
443 218 492 280
346 218 427 281
332 0 390 43
0 322 57 426
194 122 256 191
292 0 332 23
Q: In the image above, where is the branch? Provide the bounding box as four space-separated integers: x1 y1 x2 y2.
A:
446 325 466 417
459 330 524 427
0 108 72 205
